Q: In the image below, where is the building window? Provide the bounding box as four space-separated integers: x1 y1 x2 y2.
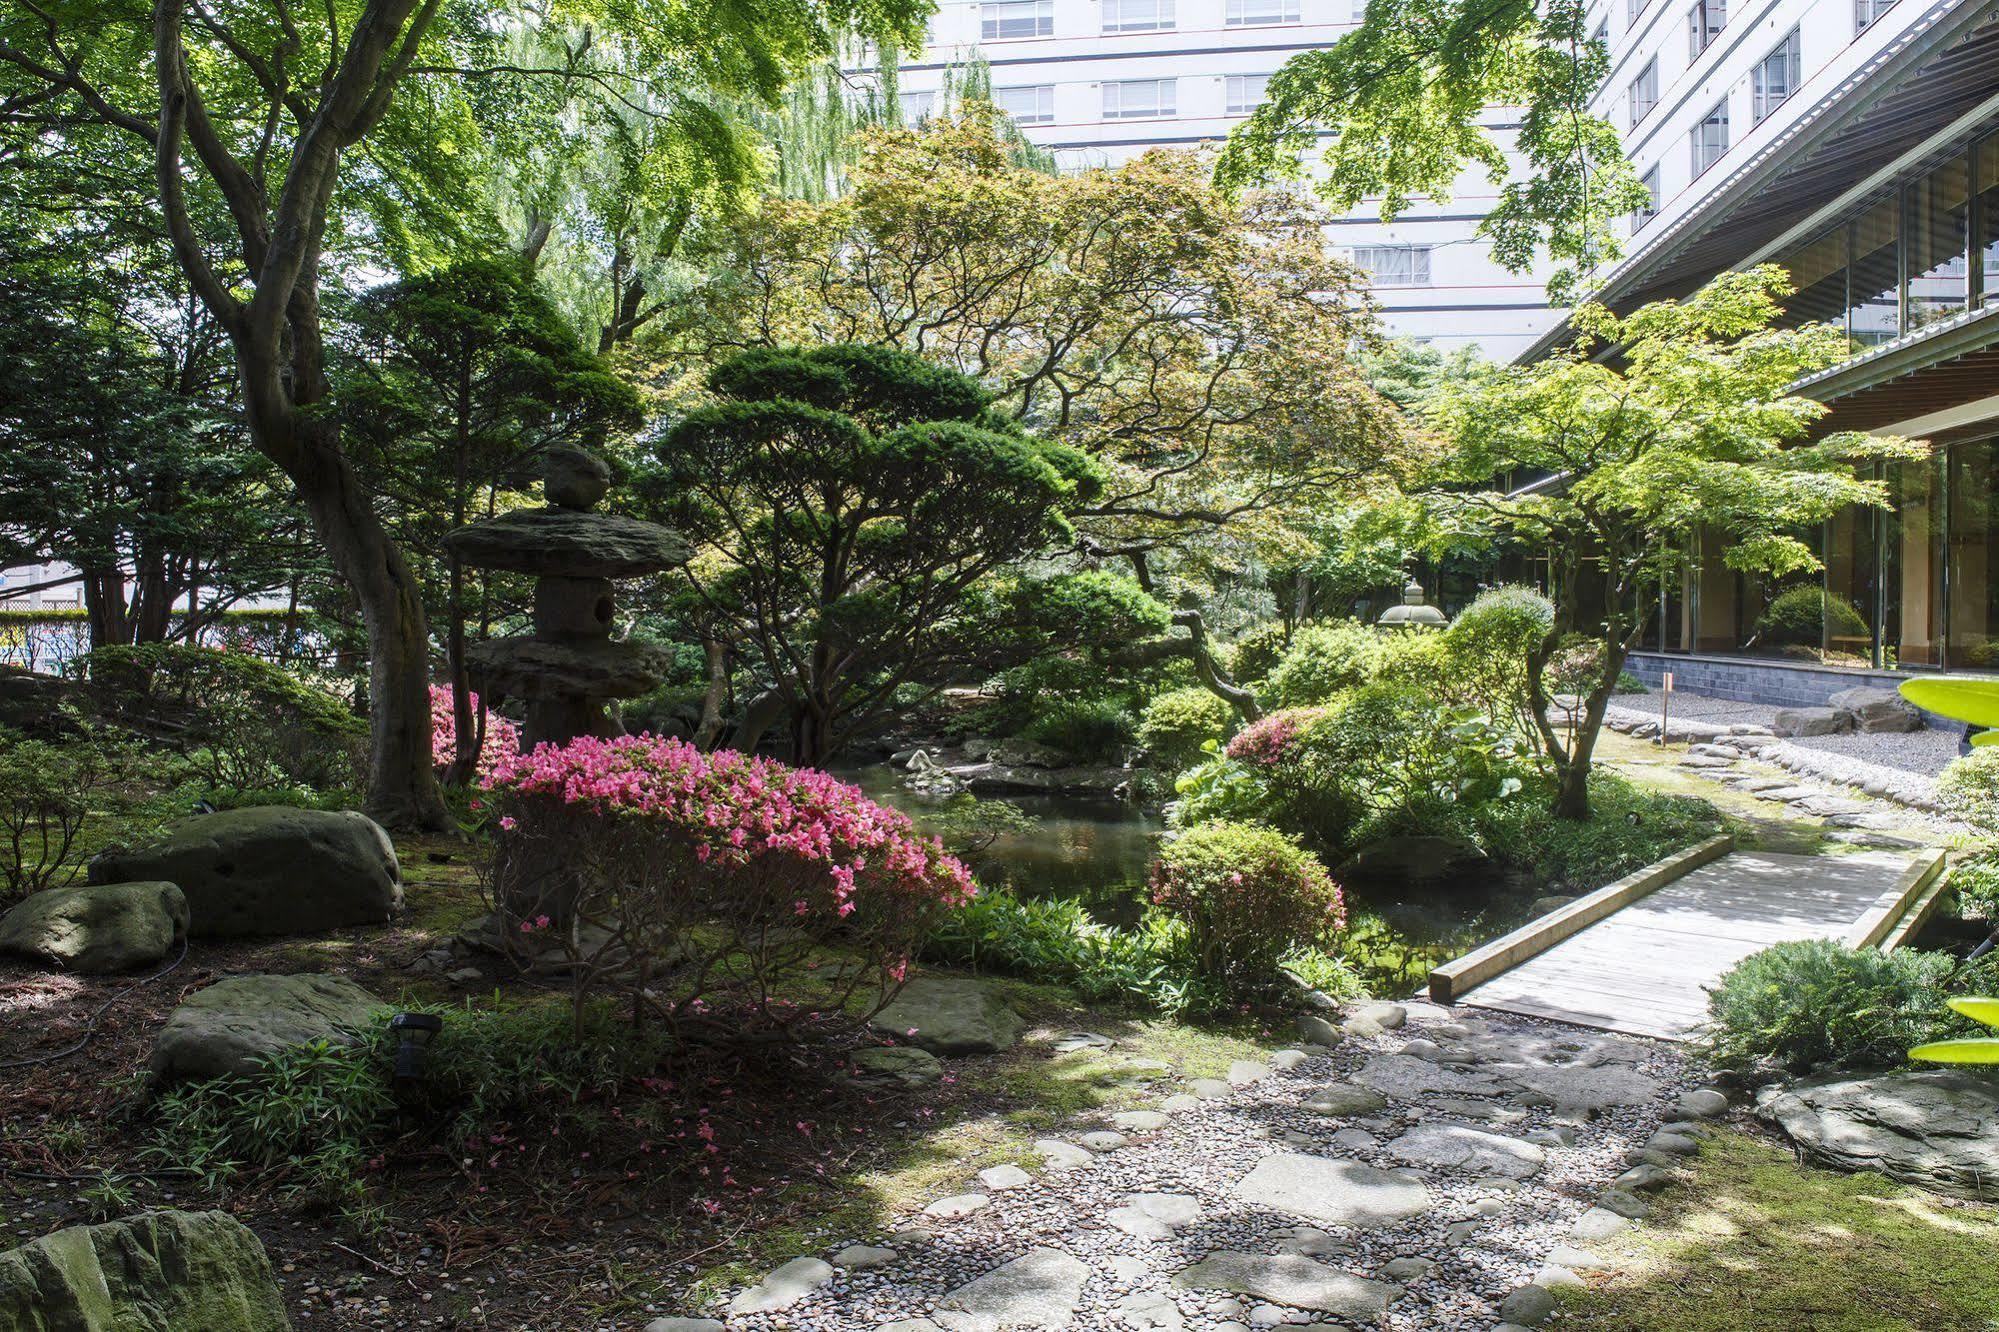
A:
898 90 936 122
1629 0 1643 24
1104 0 1175 32
1978 133 1999 306
1352 244 1432 287
1690 99 1728 176
1629 58 1658 128
1225 74 1270 115
1753 30 1801 122
1856 0 1897 31
1907 155 1972 329
1227 0 1301 24
1103 79 1176 120
982 0 1052 40
1635 165 1661 228
1688 0 1725 58
995 84 1055 124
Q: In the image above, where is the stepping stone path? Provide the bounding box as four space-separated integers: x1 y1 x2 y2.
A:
698 1004 1724 1330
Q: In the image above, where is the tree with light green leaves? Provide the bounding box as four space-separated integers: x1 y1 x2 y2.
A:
1214 0 1647 305
0 0 928 826
1430 266 1921 820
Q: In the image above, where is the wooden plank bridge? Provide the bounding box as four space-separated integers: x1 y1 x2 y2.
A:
1430 837 1948 1040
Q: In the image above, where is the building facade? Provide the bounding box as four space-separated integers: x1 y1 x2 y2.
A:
887 0 1564 359
1521 0 1999 693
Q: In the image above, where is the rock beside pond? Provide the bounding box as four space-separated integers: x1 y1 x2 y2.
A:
151 973 383 1083
1758 1069 1999 1199
89 805 400 938
0 1209 288 1331
871 977 1025 1055
1337 835 1486 885
0 880 186 972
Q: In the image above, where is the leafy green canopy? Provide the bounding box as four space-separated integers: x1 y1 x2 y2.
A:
646 343 1163 763
1214 0 1647 303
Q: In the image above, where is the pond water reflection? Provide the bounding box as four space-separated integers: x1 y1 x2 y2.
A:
841 765 1543 995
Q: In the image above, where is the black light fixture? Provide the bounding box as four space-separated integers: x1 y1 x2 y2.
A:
389 1012 444 1084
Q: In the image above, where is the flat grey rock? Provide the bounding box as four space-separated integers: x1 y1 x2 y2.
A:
728 1256 834 1314
1758 1069 1999 1199
645 1320 725 1332
1233 1153 1431 1228
0 880 186 973
1499 1283 1557 1326
1675 1089 1728 1118
978 1164 1033 1191
1116 1291 1184 1329
833 1244 899 1269
1189 1078 1232 1099
872 978 1025 1055
924 1193 991 1218
1387 1123 1546 1179
1079 1130 1129 1152
1502 1062 1661 1114
848 1045 945 1089
1112 1110 1169 1132
1571 1207 1631 1242
1227 1060 1273 1086
1269 1049 1311 1072
1303 1082 1390 1116
151 973 382 1083
1296 1014 1342 1045
1352 1053 1500 1099
1173 1251 1398 1319
935 1246 1091 1331
1034 1139 1095 1172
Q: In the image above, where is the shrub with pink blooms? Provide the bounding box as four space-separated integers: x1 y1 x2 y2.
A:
429 683 520 783
1222 707 1327 768
1149 820 1344 998
482 733 974 1039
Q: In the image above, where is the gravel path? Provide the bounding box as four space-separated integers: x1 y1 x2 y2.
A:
667 1005 1724 1332
1611 690 1961 779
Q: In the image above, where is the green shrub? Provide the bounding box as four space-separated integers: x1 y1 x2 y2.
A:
1227 623 1292 685
1137 687 1235 770
1149 821 1345 998
1442 585 1552 736
1949 852 1999 920
1264 619 1382 707
1468 770 1720 892
921 888 1196 1009
1700 939 1999 1075
1937 747 1999 833
1615 670 1648 694
79 644 364 794
1754 586 1868 648
0 729 110 902
1023 697 1138 763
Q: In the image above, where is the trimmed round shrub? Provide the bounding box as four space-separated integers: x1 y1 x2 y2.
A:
1148 820 1344 996
78 643 363 793
1443 585 1552 726
1754 586 1868 648
1227 623 1292 685
1700 938 1999 1075
485 734 975 1038
1023 697 1138 763
1937 747 1999 833
1138 687 1235 770
1263 619 1383 707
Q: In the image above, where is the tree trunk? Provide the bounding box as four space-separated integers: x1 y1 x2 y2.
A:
693 637 730 750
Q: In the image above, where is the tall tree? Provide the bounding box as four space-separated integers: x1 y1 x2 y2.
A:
1214 0 1647 304
339 257 640 783
1431 267 1920 819
0 0 929 826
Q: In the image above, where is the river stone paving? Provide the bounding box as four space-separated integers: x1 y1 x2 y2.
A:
695 1003 1698 1330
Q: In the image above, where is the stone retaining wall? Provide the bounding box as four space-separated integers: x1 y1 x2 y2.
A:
1625 653 1954 730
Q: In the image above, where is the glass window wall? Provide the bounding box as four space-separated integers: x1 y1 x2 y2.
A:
1907 156 1972 329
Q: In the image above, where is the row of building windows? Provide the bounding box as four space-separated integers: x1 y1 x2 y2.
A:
978 0 1304 41
1626 24 1802 229
902 72 1273 123
1617 0 1895 50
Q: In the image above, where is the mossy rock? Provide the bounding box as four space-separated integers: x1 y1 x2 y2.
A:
151 973 383 1083
0 880 187 973
0 1209 289 1331
89 806 400 939
869 978 1025 1055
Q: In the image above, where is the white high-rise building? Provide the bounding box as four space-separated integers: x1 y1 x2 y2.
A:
884 0 1565 359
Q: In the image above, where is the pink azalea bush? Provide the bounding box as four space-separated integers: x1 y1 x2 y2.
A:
430 684 520 782
1149 820 1344 997
482 733 973 1038
1223 707 1327 768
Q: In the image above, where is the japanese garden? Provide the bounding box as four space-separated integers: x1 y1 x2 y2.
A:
4 1 1999 1329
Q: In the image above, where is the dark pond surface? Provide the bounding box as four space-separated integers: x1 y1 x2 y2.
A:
844 764 1546 995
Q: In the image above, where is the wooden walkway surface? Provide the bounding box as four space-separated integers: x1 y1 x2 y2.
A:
1441 848 1944 1041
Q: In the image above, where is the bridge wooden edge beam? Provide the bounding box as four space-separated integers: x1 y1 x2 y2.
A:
1845 849 1949 952
1427 834 1736 1006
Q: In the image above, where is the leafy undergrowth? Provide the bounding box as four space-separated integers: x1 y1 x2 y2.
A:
1558 1128 1999 1332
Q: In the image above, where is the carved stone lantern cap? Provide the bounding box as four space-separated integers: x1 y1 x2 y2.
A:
1377 576 1448 629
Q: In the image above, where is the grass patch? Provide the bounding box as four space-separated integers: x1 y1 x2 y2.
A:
1559 1128 1999 1332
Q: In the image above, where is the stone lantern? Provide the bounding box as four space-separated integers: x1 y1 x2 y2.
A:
1377 577 1448 631
445 445 688 750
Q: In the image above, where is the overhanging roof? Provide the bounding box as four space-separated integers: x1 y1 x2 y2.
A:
1520 0 1999 364
1804 303 1999 437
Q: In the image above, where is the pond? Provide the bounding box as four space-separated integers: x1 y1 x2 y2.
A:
842 765 1547 996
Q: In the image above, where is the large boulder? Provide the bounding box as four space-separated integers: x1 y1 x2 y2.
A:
89 806 400 938
1826 686 1924 734
151 973 383 1083
1771 706 1852 738
0 880 187 973
870 978 1025 1055
1757 1069 1999 1200
0 1209 289 1331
